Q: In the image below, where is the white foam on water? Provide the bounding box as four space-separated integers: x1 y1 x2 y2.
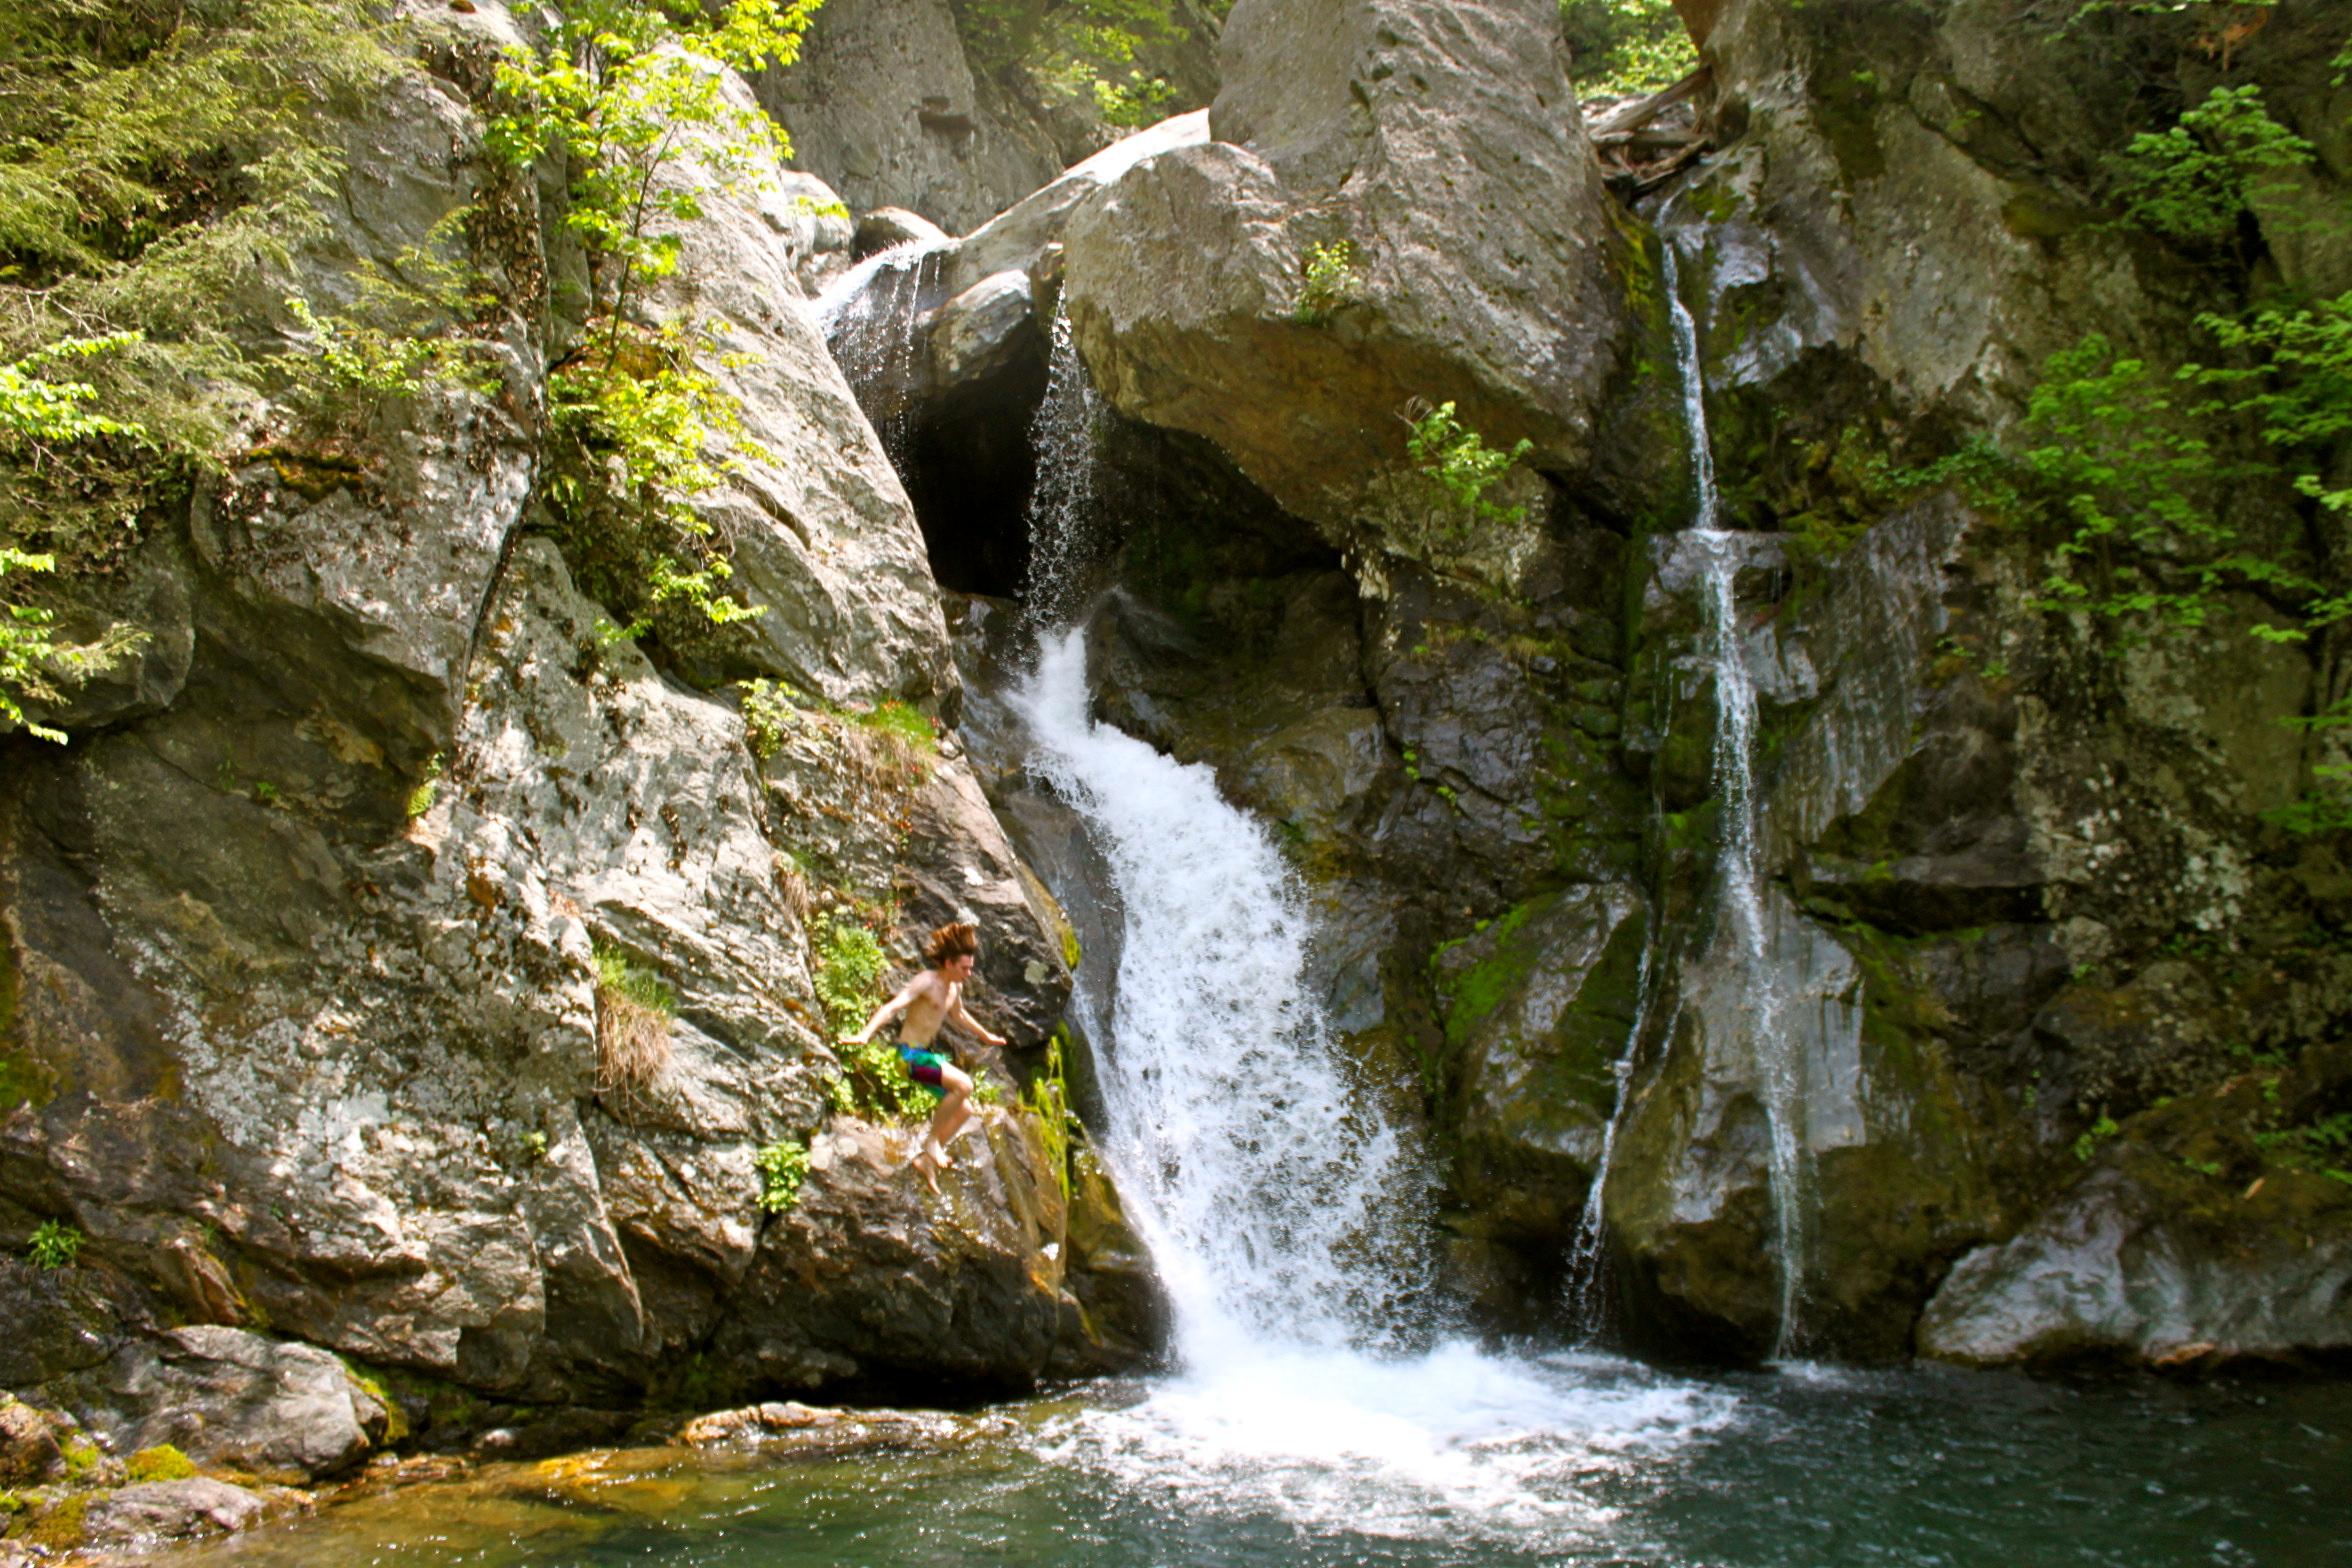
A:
1042 1343 1741 1547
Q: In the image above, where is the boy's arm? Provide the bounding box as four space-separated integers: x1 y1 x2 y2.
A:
951 995 1007 1049
846 979 922 1045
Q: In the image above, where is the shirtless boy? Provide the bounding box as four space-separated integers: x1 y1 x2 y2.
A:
844 921 1007 1191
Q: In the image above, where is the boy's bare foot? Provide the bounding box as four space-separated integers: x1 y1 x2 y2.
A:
910 1146 941 1194
928 1137 955 1169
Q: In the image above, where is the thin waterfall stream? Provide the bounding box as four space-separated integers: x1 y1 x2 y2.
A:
1660 238 1811 1355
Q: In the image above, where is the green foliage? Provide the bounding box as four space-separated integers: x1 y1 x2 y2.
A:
2073 1113 2122 1162
2108 84 2314 252
493 3 819 652
1405 399 1536 538
125 1446 197 1484
854 699 938 755
0 335 155 740
2254 1111 2352 1183
519 1129 550 1164
543 325 770 642
814 915 930 1120
1558 0 1698 98
25 1219 81 1269
405 753 444 820
1023 1028 1074 1200
275 220 498 413
489 1 820 350
813 915 886 1037
1295 240 1361 327
0 0 398 546
949 0 1193 124
739 677 800 759
754 1134 810 1213
594 941 677 1016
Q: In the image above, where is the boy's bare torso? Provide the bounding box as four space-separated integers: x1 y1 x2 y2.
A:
894 971 962 1047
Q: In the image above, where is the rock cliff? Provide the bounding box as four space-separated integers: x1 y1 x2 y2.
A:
0 2 1162 1530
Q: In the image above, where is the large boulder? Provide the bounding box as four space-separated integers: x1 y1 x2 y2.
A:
707 1112 1072 1393
750 0 1065 236
1059 0 1644 536
55 1327 386 1484
1919 1055 2352 1369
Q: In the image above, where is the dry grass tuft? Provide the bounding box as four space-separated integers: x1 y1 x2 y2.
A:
593 942 675 1106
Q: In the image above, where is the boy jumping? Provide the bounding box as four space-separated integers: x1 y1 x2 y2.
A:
843 921 1008 1191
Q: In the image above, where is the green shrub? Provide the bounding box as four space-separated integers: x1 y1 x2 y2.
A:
26 1219 81 1270
2107 83 2314 253
0 0 397 551
1405 399 1535 540
405 753 444 820
490 2 822 653
1294 240 1361 326
949 0 1192 124
1558 0 1697 98
754 1135 810 1213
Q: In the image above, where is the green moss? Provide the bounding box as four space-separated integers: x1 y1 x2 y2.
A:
125 1445 197 1483
1023 1027 1075 1203
339 1360 410 1445
57 1436 100 1481
852 699 938 756
1434 898 1543 1045
22 1493 86 1550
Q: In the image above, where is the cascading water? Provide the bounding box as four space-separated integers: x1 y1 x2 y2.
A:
993 307 1737 1545
1660 238 1812 1355
1018 304 1107 631
816 237 952 461
1560 934 1662 1330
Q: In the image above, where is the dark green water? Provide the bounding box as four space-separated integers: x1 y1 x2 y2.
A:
149 1353 2351 1568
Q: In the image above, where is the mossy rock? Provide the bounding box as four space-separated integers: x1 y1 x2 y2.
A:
125 1446 198 1484
1433 884 1647 1248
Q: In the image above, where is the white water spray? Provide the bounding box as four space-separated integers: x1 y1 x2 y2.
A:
817 237 952 460
1019 305 1107 631
1660 239 1811 1353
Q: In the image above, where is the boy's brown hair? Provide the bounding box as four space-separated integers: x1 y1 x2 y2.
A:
923 920 979 968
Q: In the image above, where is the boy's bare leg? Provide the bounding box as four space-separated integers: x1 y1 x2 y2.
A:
910 1136 941 1194
927 1066 973 1167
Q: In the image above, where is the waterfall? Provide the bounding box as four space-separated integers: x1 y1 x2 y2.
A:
1018 304 1107 632
816 237 952 462
965 253 1737 1545
1560 934 1661 1329
1014 634 1425 1356
1660 239 1812 1354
